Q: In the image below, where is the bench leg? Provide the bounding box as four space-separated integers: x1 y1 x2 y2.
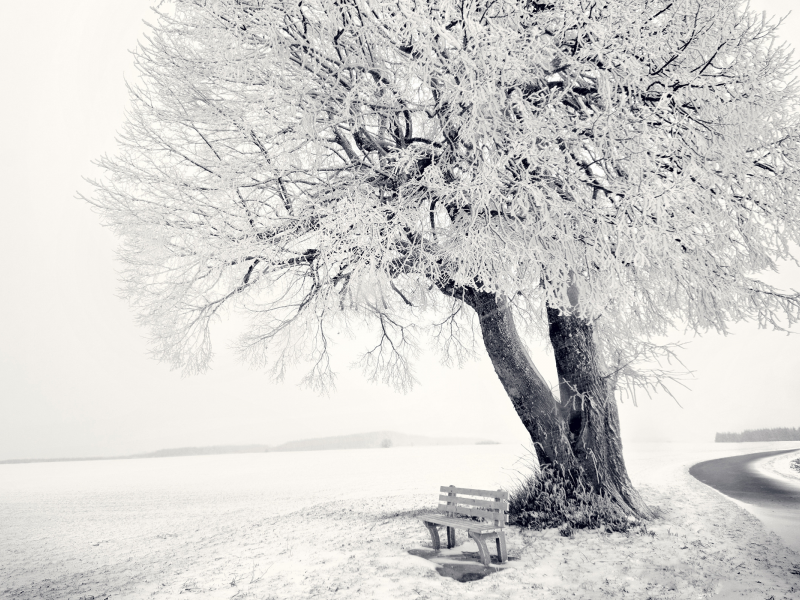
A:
447 526 455 549
423 521 441 551
496 531 507 564
468 532 492 567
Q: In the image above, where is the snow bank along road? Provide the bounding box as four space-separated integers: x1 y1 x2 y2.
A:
2 442 800 599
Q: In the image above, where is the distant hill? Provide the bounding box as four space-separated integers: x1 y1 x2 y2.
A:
269 431 493 452
0 431 499 464
715 427 800 442
137 444 271 458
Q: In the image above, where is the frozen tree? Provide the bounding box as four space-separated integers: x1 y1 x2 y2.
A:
86 0 800 517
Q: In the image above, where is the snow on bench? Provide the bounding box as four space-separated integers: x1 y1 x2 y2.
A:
417 485 509 567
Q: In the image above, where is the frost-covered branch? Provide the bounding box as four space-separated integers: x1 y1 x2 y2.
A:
85 0 800 394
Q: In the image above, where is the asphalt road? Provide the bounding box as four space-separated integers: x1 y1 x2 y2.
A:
689 448 800 507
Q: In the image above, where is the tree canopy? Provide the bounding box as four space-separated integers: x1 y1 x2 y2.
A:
88 0 800 395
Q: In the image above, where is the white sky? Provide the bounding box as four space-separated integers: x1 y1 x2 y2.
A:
0 0 799 461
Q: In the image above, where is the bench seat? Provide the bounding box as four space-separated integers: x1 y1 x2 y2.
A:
417 513 504 533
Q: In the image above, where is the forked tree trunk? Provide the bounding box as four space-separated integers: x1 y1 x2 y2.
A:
463 289 653 519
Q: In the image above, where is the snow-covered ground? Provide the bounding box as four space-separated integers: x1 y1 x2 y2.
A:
2 442 800 599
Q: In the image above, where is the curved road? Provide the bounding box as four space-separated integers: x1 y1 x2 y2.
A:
689 448 800 507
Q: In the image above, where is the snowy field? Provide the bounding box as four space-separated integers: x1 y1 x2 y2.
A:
2 442 800 600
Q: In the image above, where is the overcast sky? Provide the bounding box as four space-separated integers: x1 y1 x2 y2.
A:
1 0 799 461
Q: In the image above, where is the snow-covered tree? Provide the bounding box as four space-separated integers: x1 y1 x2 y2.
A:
86 0 800 517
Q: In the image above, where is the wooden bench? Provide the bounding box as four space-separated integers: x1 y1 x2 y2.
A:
417 485 509 567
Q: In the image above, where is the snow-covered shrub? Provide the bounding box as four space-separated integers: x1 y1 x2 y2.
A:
509 464 631 533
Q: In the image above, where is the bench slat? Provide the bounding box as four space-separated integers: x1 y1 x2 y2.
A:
440 486 509 500
438 495 507 510
436 504 507 523
418 513 504 532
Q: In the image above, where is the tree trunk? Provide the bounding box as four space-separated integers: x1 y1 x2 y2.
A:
464 290 574 470
464 289 652 519
546 304 654 519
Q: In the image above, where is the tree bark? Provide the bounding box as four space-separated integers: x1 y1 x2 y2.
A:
546 304 654 519
463 288 652 519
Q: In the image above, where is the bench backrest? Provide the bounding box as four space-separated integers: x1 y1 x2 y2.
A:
437 485 509 527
